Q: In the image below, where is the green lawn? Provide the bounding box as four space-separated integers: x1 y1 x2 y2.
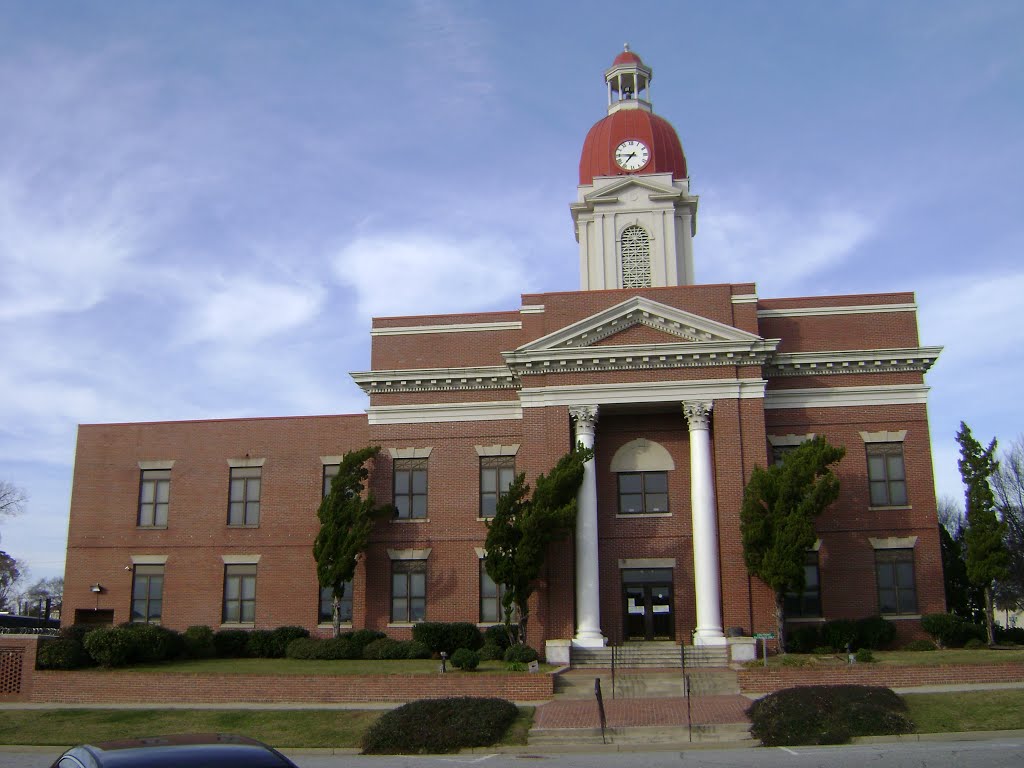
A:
905 689 1024 733
121 658 552 675
0 706 535 748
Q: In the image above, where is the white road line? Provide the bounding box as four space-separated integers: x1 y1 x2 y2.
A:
778 747 799 755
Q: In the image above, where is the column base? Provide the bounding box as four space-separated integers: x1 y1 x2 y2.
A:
693 630 727 646
571 630 607 649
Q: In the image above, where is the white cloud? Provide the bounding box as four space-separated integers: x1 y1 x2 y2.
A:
916 270 1024 357
698 192 875 294
178 276 327 345
331 233 529 319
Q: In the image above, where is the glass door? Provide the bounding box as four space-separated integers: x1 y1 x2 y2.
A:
621 569 675 641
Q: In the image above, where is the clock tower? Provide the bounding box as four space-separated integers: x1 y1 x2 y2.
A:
571 46 699 290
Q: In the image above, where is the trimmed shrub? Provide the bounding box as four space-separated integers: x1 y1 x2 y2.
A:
964 637 987 650
747 685 914 746
286 637 359 660
405 640 432 659
996 626 1024 645
902 639 937 652
119 623 183 663
363 637 410 660
820 619 859 651
480 642 504 661
83 627 137 667
786 625 821 654
36 637 89 670
505 661 527 672
346 629 387 655
484 624 516 650
812 646 837 655
245 630 276 658
920 613 985 648
856 616 897 650
183 626 216 659
247 626 310 658
451 648 480 671
855 648 875 663
213 629 252 658
412 622 483 655
361 697 518 754
503 644 538 664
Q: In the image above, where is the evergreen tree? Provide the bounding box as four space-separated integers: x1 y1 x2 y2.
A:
313 446 393 637
740 436 845 650
484 444 593 646
956 422 1009 644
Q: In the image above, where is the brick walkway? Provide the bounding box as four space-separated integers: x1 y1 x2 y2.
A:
533 695 751 729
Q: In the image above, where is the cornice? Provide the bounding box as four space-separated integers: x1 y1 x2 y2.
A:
757 303 917 318
764 383 931 410
367 401 522 425
766 347 942 377
370 321 521 336
350 366 518 395
520 378 767 408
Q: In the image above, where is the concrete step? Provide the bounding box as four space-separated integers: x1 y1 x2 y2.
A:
554 669 739 699
570 643 729 670
527 722 752 747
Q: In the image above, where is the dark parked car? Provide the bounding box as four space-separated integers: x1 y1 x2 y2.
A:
50 733 299 768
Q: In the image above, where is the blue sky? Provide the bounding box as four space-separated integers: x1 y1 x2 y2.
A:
1 1 1021 583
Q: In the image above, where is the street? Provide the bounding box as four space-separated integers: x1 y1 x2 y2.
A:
5 737 1024 768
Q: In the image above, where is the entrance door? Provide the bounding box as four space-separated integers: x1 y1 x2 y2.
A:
622 568 674 641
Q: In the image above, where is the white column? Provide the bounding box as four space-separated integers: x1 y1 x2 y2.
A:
570 404 605 648
683 401 726 645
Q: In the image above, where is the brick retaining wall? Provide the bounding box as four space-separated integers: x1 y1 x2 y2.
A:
738 662 1024 694
30 669 553 705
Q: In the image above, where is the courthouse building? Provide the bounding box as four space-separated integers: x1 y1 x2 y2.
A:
62 48 945 658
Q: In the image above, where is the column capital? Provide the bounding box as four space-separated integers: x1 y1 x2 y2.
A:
569 404 599 435
682 400 713 431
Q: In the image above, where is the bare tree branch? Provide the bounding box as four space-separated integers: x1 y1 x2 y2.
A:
0 480 27 519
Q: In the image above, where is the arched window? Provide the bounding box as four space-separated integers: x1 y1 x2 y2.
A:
620 224 652 288
611 439 674 515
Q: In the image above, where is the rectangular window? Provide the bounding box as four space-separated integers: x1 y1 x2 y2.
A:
228 467 261 525
772 445 797 467
131 565 164 623
138 469 170 527
480 560 507 624
867 442 907 506
322 463 340 498
318 582 353 624
480 456 515 518
394 458 428 519
617 471 669 514
391 560 426 623
875 549 918 615
783 551 822 618
223 564 257 623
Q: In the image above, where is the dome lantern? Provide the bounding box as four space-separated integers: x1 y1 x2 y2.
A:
605 44 653 115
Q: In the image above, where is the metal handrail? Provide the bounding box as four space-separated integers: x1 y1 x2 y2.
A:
595 677 608 744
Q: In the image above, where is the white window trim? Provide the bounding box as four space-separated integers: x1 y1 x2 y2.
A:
475 444 520 457
221 554 262 564
388 447 433 459
387 548 432 561
618 558 676 569
860 430 908 443
610 438 675 472
138 460 175 470
227 457 266 468
320 456 344 465
130 555 168 565
869 536 918 550
767 434 815 447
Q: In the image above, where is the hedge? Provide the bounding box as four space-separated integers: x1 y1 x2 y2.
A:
361 697 519 754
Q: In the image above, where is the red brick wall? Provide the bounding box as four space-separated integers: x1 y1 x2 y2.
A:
0 635 39 702
738 662 1024 694
31 669 553 704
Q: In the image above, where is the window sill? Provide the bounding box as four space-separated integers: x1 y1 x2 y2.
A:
226 524 261 529
136 526 168 530
317 622 353 628
785 617 825 623
868 505 912 511
219 622 255 628
392 518 429 523
616 512 672 519
477 516 495 522
879 613 922 620
387 622 422 628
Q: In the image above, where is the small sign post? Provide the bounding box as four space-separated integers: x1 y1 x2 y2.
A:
754 632 775 666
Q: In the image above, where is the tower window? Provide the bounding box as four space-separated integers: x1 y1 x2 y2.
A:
620 225 652 288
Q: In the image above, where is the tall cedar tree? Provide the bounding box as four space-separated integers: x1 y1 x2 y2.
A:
313 446 394 637
740 436 845 650
484 444 594 646
956 422 1009 644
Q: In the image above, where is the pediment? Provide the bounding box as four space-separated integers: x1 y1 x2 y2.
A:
515 296 763 353
583 176 681 205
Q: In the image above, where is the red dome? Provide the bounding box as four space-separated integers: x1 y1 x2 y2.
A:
578 109 687 185
612 49 644 66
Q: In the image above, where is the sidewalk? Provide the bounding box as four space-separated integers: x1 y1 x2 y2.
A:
533 694 749 729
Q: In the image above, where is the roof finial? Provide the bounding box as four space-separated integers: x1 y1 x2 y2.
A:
623 42 630 53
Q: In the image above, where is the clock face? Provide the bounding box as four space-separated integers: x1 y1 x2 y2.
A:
614 139 650 171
